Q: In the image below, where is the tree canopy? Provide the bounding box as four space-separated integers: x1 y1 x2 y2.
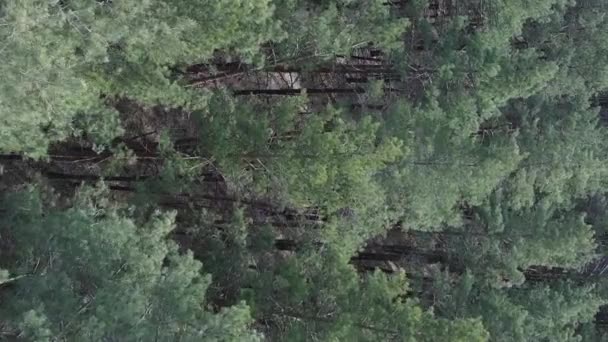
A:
2 0 608 340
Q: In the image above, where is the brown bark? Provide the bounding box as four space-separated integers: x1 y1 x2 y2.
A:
233 87 366 96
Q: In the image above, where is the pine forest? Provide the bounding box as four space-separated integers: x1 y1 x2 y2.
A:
3 0 608 340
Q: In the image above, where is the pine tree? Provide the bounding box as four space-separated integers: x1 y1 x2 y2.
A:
0 185 260 341
0 0 283 156
245 243 489 341
432 272 603 342
269 0 408 62
195 92 403 242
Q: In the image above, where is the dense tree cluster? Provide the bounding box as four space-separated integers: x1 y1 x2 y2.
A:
2 0 608 340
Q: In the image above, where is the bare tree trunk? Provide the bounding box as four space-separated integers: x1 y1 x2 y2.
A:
234 87 366 96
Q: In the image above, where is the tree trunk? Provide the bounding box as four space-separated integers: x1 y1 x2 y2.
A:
234 87 366 96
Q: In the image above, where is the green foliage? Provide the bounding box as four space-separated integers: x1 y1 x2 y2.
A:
198 93 403 229
246 245 489 341
380 98 523 228
270 0 408 61
0 0 283 156
452 197 597 287
0 0 105 156
3 0 608 339
0 186 260 341
502 96 608 210
434 272 603 342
